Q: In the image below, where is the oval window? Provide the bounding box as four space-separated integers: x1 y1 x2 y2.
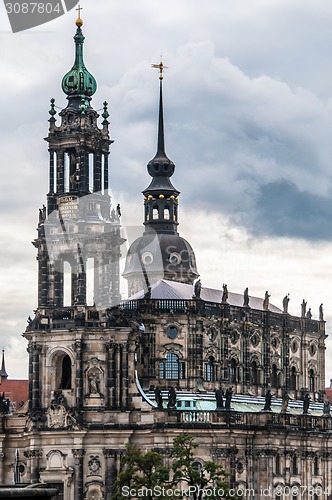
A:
141 252 153 266
167 326 178 339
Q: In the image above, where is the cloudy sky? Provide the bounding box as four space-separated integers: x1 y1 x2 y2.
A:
1 0 332 381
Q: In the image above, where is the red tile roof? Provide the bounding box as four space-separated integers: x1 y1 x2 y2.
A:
0 379 28 411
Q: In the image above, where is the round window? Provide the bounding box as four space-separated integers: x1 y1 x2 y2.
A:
169 252 182 265
141 251 153 266
167 326 178 339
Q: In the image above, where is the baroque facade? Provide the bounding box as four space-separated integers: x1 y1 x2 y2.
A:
1 14 332 500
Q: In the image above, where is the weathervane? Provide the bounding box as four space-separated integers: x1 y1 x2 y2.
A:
151 59 168 80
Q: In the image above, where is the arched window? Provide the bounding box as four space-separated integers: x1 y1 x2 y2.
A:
59 355 72 389
229 359 237 384
290 367 297 391
164 206 170 220
159 354 184 380
204 356 215 382
251 361 258 385
271 364 278 388
275 454 280 475
292 455 298 475
152 205 159 220
309 369 315 392
314 456 319 475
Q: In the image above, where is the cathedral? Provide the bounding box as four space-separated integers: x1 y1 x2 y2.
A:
1 13 332 500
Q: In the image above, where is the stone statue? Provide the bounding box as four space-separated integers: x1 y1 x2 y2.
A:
215 389 224 410
167 387 176 408
319 304 324 321
154 387 163 410
263 291 270 311
89 373 100 395
263 389 272 411
225 387 233 410
194 279 202 299
303 394 310 414
306 308 312 319
283 294 290 314
221 284 228 303
323 399 331 416
281 390 289 413
116 203 121 218
301 299 307 318
243 287 250 307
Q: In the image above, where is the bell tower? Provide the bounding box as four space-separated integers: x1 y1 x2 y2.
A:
34 15 124 310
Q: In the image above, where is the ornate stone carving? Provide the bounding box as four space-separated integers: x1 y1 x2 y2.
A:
46 390 84 430
88 455 102 476
72 449 85 458
24 449 43 459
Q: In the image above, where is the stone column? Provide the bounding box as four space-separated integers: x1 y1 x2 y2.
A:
106 342 115 407
94 153 102 193
38 245 49 308
74 340 84 408
103 153 109 195
104 449 117 500
24 450 43 484
54 260 64 307
72 449 85 500
76 244 86 306
56 150 64 193
121 342 129 409
116 344 122 408
28 343 42 411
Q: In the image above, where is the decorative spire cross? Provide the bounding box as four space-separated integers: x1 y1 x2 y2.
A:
76 4 83 18
151 60 168 80
76 4 83 27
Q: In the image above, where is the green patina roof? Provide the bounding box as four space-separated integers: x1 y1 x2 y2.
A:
61 25 97 99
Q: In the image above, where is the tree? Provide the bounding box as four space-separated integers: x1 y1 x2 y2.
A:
111 443 169 499
111 434 237 500
170 434 237 500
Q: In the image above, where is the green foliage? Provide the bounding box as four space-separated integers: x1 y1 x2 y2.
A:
111 434 237 500
110 443 169 499
170 434 236 500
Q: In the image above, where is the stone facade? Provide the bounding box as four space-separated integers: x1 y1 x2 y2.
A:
1 18 332 500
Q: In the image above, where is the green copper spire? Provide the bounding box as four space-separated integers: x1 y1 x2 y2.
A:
61 16 97 108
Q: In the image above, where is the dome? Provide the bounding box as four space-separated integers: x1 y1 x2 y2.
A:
61 26 97 100
123 232 199 287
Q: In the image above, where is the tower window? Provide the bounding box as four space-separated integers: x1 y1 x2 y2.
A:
314 456 319 475
152 206 159 220
164 206 170 220
271 364 279 389
204 356 215 382
275 454 280 475
251 361 258 385
290 367 297 391
59 355 72 390
229 359 237 384
292 455 298 475
309 369 315 392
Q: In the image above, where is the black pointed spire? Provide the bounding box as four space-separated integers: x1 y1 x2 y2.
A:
157 78 165 156
0 350 8 379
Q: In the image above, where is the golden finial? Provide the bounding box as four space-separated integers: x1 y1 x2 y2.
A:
151 59 168 80
76 4 83 27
